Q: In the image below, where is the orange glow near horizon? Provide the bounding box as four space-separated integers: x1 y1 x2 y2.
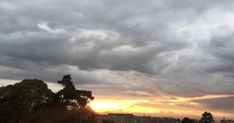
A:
88 98 198 118
89 99 160 114
90 101 124 111
88 95 234 119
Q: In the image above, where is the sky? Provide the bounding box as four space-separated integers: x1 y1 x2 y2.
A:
1 0 234 119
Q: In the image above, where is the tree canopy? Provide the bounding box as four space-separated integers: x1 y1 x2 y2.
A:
182 118 193 123
55 74 94 110
0 75 96 123
0 79 54 123
199 111 214 123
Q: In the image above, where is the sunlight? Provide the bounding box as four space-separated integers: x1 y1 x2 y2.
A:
89 99 161 114
90 101 123 111
88 96 234 118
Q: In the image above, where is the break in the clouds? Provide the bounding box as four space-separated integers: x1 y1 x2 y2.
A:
1 0 234 113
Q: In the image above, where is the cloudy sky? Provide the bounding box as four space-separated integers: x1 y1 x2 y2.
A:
1 0 234 119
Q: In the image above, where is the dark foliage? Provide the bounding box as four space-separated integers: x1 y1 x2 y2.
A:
55 74 94 109
199 112 214 123
0 79 54 123
0 75 96 123
182 117 194 123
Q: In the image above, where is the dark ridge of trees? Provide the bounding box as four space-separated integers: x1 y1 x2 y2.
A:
0 75 96 123
182 117 195 123
199 111 214 123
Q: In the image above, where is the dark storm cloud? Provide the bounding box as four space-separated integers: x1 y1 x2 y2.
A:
0 0 234 102
205 33 234 73
194 96 234 112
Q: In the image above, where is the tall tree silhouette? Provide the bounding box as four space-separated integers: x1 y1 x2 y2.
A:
55 74 94 110
199 112 214 123
58 74 75 90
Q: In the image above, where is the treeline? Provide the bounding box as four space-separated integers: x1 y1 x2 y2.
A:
0 74 216 123
0 75 96 123
182 112 215 123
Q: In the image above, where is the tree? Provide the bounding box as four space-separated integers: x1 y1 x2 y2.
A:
182 118 194 123
55 74 94 110
0 75 96 123
54 75 96 123
199 112 214 123
0 79 54 123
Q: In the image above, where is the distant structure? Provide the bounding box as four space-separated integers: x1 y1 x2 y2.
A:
96 113 180 123
220 117 234 123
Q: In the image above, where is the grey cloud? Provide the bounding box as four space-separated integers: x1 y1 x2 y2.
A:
205 33 234 73
194 96 234 112
0 0 234 100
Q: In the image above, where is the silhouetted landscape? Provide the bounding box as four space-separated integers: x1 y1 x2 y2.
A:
0 75 96 123
0 75 232 123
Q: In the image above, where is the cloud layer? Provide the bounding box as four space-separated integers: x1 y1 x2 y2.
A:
1 0 234 114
